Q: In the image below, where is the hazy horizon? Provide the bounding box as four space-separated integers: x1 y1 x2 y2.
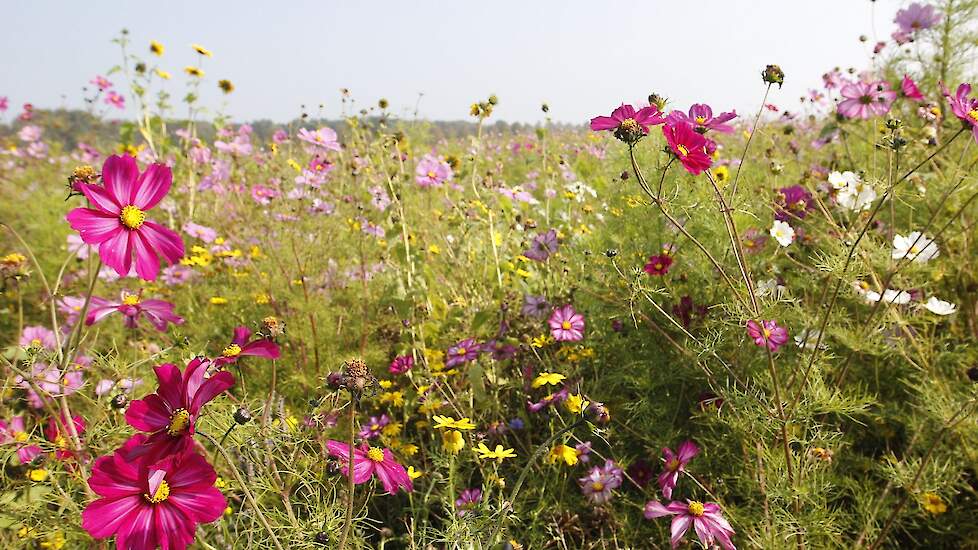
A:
2 1 903 125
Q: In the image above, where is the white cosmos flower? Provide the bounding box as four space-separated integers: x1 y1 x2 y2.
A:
794 328 826 350
836 180 877 211
828 170 860 190
892 231 939 263
864 288 912 305
923 296 957 315
770 220 795 247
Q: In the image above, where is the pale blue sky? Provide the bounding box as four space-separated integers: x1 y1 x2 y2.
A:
1 1 902 124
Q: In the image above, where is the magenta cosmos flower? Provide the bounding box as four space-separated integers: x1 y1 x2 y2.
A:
212 326 280 366
548 304 585 342
20 325 57 350
125 357 235 462
658 440 699 500
82 435 225 550
415 154 453 187
668 104 737 134
86 290 183 332
901 75 925 101
895 2 941 34
326 440 413 494
45 413 86 461
837 80 897 119
663 121 713 175
941 82 978 143
0 416 43 464
590 104 666 143
389 354 414 375
644 499 736 550
66 154 185 280
746 320 789 352
644 254 673 276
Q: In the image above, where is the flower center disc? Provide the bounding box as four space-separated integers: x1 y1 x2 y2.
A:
561 321 572 330
688 500 705 517
120 205 146 230
367 447 385 462
222 344 242 357
168 408 191 435
144 480 170 503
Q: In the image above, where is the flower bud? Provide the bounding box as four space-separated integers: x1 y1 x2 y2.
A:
762 64 785 88
647 93 667 111
111 394 129 409
313 531 329 545
967 366 978 382
233 407 253 425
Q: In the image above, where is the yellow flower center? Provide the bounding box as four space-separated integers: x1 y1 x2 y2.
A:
30 338 42 348
619 118 638 132
367 447 385 462
967 108 978 123
695 116 707 124
668 458 681 471
54 436 67 449
167 408 191 435
120 205 146 230
456 347 467 356
561 321 572 330
14 431 28 443
222 344 242 357
427 170 437 178
144 480 170 503
762 328 772 338
909 245 920 254
677 144 689 157
688 500 705 517
122 294 141 306
591 481 605 492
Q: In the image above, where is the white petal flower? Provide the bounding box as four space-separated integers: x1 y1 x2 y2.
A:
923 296 956 315
770 220 795 247
828 170 859 190
892 231 939 263
864 288 912 305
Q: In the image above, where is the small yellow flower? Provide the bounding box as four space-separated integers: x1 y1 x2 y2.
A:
192 43 213 57
476 443 517 462
39 532 66 550
155 69 172 80
150 40 165 56
546 444 579 466
215 477 228 489
381 421 402 437
442 430 465 454
224 506 233 516
401 444 419 457
921 492 947 515
378 380 393 389
254 293 270 305
428 244 441 255
184 66 204 78
531 372 566 389
209 297 228 305
565 394 590 414
380 391 404 408
287 158 302 172
407 466 423 479
712 165 730 187
432 415 476 430
218 79 234 94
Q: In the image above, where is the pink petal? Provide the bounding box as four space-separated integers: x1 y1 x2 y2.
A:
98 229 134 277
241 340 280 359
81 495 143 539
102 155 138 206
126 394 173 432
132 230 162 281
131 163 172 210
153 503 197 550
670 514 693 548
188 370 234 415
589 116 620 131
168 486 226 523
114 503 158 550
153 363 185 410
78 182 121 214
66 209 122 245
140 220 185 265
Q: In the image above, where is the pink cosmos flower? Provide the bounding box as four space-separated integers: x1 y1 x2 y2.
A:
297 127 341 151
579 459 624 504
524 229 558 262
895 3 941 34
548 304 585 342
657 440 699 500
746 320 789 352
125 358 235 462
82 435 226 550
668 104 737 134
90 75 113 90
0 416 43 464
901 75 925 101
837 80 897 119
455 488 482 516
644 254 673 276
359 414 390 440
326 440 413 494
104 91 125 110
86 291 183 332
941 82 978 143
644 499 736 550
389 354 414 375
590 104 666 141
66 154 185 280
251 184 280 205
663 121 713 175
20 325 57 350
415 154 453 187
16 362 84 409
213 326 280 366
0 96 7 112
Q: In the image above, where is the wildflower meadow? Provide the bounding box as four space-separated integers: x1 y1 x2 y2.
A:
3 2 978 548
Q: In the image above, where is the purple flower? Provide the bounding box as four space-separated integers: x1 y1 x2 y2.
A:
446 338 480 367
524 229 558 262
941 82 978 144
672 296 708 329
627 459 654 488
297 127 341 151
644 499 736 549
746 320 789 352
775 185 814 221
527 387 569 413
578 459 623 504
415 154 453 187
521 294 550 318
20 325 57 350
455 488 482 516
895 2 941 34
358 414 390 440
389 355 414 375
548 304 585 342
657 440 699 500
86 291 184 332
575 441 593 463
